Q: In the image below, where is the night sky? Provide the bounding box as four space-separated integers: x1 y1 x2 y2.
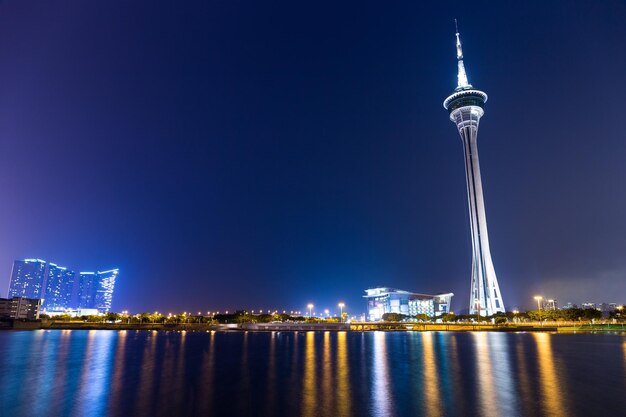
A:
0 1 625 314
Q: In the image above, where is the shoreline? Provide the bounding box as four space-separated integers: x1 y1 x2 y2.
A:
2 321 625 333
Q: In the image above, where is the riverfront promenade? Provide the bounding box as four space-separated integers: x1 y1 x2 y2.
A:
3 320 625 333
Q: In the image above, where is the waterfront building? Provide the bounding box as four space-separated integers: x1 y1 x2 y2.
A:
7 258 119 313
364 287 453 321
77 272 97 309
45 308 99 317
443 24 505 316
77 269 118 313
94 269 117 313
42 264 76 311
0 297 41 320
7 259 47 300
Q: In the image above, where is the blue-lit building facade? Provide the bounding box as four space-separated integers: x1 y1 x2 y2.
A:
364 287 454 321
7 259 47 300
77 269 118 313
77 272 97 310
43 263 75 311
6 259 118 313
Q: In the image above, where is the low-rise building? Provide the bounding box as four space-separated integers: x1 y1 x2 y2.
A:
0 297 41 320
45 308 100 317
364 287 453 321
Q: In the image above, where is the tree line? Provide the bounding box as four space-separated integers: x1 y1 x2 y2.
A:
381 307 609 323
40 310 343 324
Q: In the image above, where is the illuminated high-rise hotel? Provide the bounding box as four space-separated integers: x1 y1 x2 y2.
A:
43 263 75 311
7 258 118 313
7 259 47 299
443 25 505 316
77 269 118 313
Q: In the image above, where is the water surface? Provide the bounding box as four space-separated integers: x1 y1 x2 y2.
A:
0 330 624 416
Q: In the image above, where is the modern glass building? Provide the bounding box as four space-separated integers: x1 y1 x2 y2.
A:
77 272 97 310
42 264 76 311
94 269 118 313
7 259 47 300
364 287 454 321
77 269 118 313
7 259 118 313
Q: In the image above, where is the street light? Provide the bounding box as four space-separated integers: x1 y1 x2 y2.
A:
307 304 314 318
534 296 543 310
324 309 329 318
338 302 345 322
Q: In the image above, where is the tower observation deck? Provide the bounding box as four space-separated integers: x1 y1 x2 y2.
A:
443 24 505 316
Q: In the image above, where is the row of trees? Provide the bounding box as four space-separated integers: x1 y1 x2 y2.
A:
446 308 604 323
212 311 344 324
381 313 430 322
379 307 608 323
40 312 213 324
42 307 618 324
41 310 345 324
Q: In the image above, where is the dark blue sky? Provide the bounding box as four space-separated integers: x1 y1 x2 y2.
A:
0 1 625 314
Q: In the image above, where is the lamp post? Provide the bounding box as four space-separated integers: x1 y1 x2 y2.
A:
307 304 314 318
324 309 329 319
338 302 345 322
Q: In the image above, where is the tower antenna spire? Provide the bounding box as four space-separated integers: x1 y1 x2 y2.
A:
454 20 471 90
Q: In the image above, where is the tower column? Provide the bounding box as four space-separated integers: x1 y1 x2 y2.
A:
443 26 505 316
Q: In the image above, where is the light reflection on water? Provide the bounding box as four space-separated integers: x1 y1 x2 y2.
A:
421 332 441 417
265 331 276 415
336 331 351 417
302 331 317 417
371 331 393 416
108 330 127 414
321 331 332 412
0 330 624 417
533 333 568 417
515 336 533 416
473 332 498 416
135 330 157 415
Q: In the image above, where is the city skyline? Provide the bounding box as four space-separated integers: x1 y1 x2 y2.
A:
0 2 625 312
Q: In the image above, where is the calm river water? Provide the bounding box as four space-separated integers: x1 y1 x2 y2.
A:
0 330 624 416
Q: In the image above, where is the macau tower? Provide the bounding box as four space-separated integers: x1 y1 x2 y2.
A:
443 24 505 316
